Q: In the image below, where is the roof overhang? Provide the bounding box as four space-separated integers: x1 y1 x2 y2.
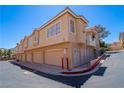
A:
38 7 88 30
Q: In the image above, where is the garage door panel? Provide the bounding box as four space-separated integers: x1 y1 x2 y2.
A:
45 49 63 66
27 53 32 62
73 48 81 67
33 52 43 63
22 54 25 62
80 48 86 65
19 55 22 61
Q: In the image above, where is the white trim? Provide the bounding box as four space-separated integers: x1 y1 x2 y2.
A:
33 31 39 46
69 17 76 35
46 20 62 39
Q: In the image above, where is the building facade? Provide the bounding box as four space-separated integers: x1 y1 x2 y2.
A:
119 32 124 48
108 42 123 51
15 8 100 69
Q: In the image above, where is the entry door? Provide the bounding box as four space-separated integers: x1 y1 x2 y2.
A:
80 48 86 65
73 48 81 67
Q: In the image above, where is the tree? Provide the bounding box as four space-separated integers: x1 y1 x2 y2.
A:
95 25 110 47
7 49 12 57
100 41 108 48
3 49 8 57
94 25 110 53
0 49 2 58
95 25 111 40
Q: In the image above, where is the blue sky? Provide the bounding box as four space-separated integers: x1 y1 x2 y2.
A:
0 5 124 49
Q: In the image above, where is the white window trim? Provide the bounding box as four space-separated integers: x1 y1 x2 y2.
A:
33 32 39 45
46 20 62 39
69 17 76 35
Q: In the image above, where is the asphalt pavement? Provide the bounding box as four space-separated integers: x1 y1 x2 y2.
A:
0 50 124 88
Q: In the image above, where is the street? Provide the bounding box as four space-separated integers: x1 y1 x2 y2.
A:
0 51 124 88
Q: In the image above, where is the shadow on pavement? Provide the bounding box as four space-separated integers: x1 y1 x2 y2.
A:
106 55 110 58
93 67 107 76
10 62 107 88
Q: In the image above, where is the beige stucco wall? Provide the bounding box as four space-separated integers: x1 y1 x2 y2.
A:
29 13 69 49
15 9 100 69
67 13 87 44
24 12 88 50
23 42 73 68
76 19 87 44
69 42 96 68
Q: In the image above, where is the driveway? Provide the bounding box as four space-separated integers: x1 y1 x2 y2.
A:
83 51 124 88
0 51 124 88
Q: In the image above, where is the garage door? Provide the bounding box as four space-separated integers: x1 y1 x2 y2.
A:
80 48 86 65
45 49 63 66
26 53 32 62
19 55 22 61
22 54 25 62
33 52 43 63
73 48 81 67
86 47 94 62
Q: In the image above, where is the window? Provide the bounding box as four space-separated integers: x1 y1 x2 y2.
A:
28 40 30 46
19 45 23 51
34 36 37 41
92 35 95 41
70 20 75 33
47 28 50 37
33 32 39 45
56 22 60 34
21 45 24 50
47 22 61 38
52 25 56 36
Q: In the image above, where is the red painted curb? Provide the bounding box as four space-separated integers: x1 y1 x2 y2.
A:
61 55 106 75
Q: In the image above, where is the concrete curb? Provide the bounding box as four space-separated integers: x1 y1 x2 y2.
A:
9 54 106 77
61 54 106 75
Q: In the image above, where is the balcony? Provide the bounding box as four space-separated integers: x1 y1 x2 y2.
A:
86 35 96 47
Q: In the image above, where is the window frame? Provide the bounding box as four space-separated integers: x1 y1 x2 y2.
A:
69 18 76 34
92 35 95 41
46 21 61 39
33 31 39 45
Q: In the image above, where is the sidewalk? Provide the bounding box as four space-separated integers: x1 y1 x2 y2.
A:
9 54 106 76
10 61 62 75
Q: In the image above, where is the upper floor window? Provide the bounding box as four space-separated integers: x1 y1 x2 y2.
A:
70 20 75 33
28 40 30 47
92 35 95 41
56 22 60 34
47 22 61 38
19 45 23 51
33 32 39 46
34 36 37 41
22 45 24 50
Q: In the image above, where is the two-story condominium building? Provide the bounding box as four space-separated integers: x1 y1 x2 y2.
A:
119 32 124 48
15 7 100 69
